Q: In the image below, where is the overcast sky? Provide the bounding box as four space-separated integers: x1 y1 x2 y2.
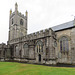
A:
0 0 75 44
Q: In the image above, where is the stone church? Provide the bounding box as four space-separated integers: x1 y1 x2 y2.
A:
0 3 75 65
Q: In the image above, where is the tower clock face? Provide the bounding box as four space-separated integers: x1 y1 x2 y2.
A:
20 19 23 25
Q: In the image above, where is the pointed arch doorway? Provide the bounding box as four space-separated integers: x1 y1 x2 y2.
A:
39 54 41 62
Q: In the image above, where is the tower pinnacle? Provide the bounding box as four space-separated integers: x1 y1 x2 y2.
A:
26 10 28 17
15 2 18 12
10 9 12 15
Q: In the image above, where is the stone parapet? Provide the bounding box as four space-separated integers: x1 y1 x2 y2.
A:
8 28 56 45
10 11 26 19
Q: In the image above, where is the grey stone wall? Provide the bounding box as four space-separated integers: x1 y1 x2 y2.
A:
71 28 75 64
5 3 75 65
7 28 57 64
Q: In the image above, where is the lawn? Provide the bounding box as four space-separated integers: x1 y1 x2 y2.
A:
0 62 75 75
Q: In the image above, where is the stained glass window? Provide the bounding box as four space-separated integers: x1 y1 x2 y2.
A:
60 36 69 52
36 41 43 53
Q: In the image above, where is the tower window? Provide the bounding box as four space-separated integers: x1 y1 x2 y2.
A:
20 19 23 25
12 19 13 24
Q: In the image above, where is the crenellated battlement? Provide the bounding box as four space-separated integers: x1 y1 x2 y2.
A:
10 3 27 19
8 28 56 44
10 11 26 19
18 12 26 19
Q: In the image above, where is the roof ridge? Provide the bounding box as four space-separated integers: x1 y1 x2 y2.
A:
52 20 74 31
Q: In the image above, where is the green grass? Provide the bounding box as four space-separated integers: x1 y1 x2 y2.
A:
0 62 75 75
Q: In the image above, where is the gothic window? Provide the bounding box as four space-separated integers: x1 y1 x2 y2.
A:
23 43 28 57
12 19 13 24
59 36 69 52
20 19 23 25
36 41 43 53
15 46 19 57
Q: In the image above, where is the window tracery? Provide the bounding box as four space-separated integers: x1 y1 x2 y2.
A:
23 43 28 57
59 36 69 52
36 41 43 53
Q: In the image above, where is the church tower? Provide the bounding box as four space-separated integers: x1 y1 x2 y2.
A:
9 3 28 41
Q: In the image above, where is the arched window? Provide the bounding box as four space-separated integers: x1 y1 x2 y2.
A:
36 41 43 53
15 46 19 57
59 36 69 52
20 19 23 25
23 43 28 57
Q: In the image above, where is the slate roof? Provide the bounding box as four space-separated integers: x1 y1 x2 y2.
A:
51 20 74 31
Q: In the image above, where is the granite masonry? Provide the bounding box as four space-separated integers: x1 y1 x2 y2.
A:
0 3 75 65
